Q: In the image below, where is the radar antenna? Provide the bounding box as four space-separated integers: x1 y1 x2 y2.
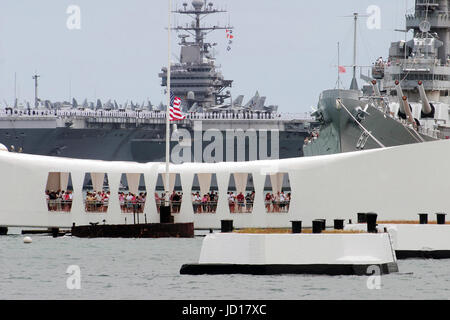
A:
172 0 233 58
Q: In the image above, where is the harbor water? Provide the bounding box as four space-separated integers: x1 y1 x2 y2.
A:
1 228 450 300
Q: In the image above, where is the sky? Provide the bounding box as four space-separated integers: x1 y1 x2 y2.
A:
0 0 415 113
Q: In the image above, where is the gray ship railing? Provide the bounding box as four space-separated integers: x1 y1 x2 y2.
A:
120 201 146 214
418 126 440 139
155 200 182 213
228 201 253 214
264 200 291 213
84 200 109 213
0 109 313 121
192 201 218 214
0 110 59 118
47 200 73 212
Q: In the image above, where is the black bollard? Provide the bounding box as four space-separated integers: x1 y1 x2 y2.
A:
357 213 367 223
221 220 234 233
418 213 428 224
366 212 378 233
436 213 447 225
145 214 147 224
348 219 352 224
291 221 302 234
319 219 326 230
312 220 322 234
0 226 8 235
160 205 172 223
51 227 59 238
334 219 344 230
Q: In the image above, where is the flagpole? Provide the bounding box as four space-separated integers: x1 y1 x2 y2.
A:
337 42 340 90
165 0 172 207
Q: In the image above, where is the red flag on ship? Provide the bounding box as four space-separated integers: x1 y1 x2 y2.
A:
226 29 234 51
338 66 346 74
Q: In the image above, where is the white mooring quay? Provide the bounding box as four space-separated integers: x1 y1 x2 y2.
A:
1 139 450 229
345 215 450 259
180 232 399 275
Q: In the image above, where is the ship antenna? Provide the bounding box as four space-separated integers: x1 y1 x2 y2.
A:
394 1 413 63
32 72 40 108
164 0 172 208
14 72 17 103
69 76 72 106
350 12 358 90
339 12 368 90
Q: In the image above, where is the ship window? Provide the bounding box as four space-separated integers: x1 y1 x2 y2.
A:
45 172 74 213
118 173 147 214
191 173 218 214
82 173 110 213
227 173 255 214
263 173 291 214
154 173 183 214
433 74 448 81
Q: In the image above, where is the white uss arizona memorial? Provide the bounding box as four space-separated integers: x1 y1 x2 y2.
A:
0 139 450 229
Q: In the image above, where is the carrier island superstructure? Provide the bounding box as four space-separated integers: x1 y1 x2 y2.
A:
0 0 313 163
304 0 450 156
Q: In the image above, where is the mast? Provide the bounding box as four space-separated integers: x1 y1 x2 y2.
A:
172 1 231 60
350 13 358 90
32 73 40 107
14 72 17 105
159 1 233 110
337 42 340 90
165 0 172 206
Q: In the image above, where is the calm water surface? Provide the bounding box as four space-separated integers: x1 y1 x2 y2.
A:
1 228 450 300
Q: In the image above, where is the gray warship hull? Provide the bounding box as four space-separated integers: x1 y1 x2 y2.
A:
303 90 435 157
0 117 310 162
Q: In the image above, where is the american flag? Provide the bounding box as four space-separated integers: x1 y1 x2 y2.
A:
169 91 185 121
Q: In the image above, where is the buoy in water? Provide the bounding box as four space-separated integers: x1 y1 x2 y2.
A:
23 236 32 244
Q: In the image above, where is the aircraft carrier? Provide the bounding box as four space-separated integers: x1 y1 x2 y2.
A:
304 0 450 157
0 0 313 163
